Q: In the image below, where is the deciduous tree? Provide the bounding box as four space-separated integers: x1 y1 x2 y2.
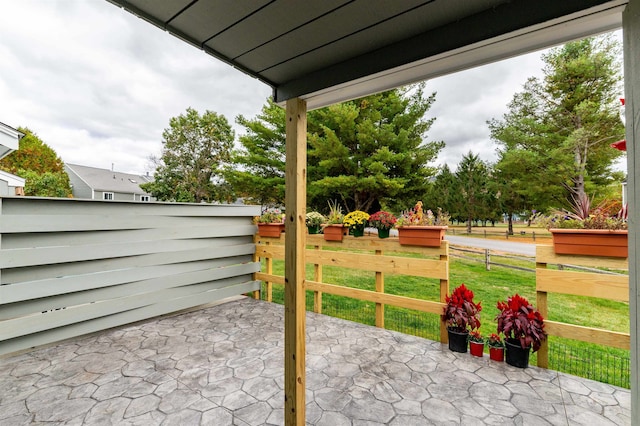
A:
0 127 72 197
142 108 234 203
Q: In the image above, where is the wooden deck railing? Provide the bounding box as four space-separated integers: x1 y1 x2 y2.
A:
535 245 629 368
254 233 450 342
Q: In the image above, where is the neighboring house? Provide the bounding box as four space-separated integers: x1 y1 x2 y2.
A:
0 169 25 197
0 122 25 196
65 163 154 201
0 122 22 161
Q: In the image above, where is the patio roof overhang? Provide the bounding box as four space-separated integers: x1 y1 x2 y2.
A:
106 0 626 110
104 1 640 424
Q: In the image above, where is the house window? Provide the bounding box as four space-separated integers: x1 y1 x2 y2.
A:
103 192 114 201
141 195 150 202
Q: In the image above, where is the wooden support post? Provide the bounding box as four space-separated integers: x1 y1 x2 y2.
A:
439 242 450 343
623 2 640 422
252 234 260 299
536 260 549 368
485 249 491 271
284 97 307 426
266 241 273 302
375 249 384 328
313 244 323 314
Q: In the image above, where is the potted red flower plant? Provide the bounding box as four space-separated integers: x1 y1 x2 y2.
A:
443 284 481 353
487 333 505 362
468 330 484 357
495 294 547 368
368 210 396 239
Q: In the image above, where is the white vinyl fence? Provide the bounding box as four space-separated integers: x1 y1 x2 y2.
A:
0 197 260 356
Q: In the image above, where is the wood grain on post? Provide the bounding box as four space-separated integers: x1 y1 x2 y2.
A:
284 98 307 426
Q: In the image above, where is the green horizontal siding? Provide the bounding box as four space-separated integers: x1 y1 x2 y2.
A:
0 197 260 356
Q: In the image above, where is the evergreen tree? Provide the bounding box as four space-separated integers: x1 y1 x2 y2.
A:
489 35 624 211
307 83 443 213
227 85 443 214
424 164 456 219
454 152 490 233
224 99 286 206
493 152 531 234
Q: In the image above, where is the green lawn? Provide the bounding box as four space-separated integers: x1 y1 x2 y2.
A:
260 251 630 388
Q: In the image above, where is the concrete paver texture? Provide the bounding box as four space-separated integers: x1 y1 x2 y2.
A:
0 297 630 425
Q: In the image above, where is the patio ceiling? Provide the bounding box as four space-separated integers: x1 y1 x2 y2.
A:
106 0 626 110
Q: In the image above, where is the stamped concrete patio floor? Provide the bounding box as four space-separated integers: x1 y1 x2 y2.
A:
0 297 630 425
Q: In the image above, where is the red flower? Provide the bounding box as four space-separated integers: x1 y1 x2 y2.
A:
368 211 397 229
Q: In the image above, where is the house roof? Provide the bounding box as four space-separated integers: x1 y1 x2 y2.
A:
0 121 23 160
106 0 626 109
0 122 23 139
65 163 152 194
0 169 25 187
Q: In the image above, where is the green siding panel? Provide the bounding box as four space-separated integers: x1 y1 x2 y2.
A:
0 197 261 356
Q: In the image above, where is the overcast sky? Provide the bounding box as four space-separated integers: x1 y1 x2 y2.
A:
0 1 622 175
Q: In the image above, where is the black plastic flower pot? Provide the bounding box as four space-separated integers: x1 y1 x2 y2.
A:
505 338 531 368
447 328 469 353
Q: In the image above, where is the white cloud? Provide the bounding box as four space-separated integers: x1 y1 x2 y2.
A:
0 1 271 174
0 1 622 176
426 52 546 170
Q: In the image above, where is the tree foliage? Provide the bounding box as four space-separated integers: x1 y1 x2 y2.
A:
226 86 443 213
493 152 531 234
224 99 286 206
141 108 234 203
424 164 456 216
307 84 443 213
452 152 493 232
0 127 72 197
489 35 624 211
20 170 73 198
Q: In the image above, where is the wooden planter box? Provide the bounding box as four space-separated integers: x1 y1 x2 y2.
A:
323 224 345 241
258 223 285 238
550 229 628 258
398 226 447 247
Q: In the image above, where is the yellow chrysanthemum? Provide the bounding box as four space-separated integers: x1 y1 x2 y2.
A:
343 210 370 228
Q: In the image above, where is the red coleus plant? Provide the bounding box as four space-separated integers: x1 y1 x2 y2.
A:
443 284 482 332
495 294 547 352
